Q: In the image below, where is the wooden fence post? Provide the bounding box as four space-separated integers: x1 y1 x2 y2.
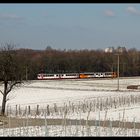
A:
28 106 31 115
54 103 58 113
36 105 39 115
47 105 50 116
16 105 18 116
18 105 20 116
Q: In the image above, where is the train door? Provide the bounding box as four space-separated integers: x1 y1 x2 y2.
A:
59 74 64 79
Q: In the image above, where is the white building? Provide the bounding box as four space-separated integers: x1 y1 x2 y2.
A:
104 47 115 53
105 46 127 53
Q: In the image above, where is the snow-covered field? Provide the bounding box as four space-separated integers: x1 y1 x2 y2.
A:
1 77 140 136
1 125 140 137
2 77 140 106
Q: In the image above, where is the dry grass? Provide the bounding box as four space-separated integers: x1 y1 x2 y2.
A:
0 116 140 129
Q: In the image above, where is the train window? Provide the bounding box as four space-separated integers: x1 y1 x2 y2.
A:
66 74 77 76
105 73 110 75
46 74 54 77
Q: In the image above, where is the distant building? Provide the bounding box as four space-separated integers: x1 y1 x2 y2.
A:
116 46 127 53
104 47 115 53
105 46 127 53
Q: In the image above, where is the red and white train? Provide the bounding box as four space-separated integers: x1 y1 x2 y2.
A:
37 72 117 80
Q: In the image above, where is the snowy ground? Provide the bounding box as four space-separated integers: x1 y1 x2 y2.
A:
1 77 140 136
1 77 140 106
1 125 140 137
1 78 140 117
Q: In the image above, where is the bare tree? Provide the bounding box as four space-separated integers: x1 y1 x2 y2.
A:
0 43 26 116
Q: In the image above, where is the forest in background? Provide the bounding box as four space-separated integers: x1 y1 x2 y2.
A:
8 46 140 80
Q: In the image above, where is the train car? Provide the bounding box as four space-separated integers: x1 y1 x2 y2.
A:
37 73 59 80
37 73 79 80
37 72 117 80
79 72 117 79
60 73 79 79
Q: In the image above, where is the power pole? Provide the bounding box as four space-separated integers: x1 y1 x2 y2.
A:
115 53 120 91
26 66 28 80
117 54 120 91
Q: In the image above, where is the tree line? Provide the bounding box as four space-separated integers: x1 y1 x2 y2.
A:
1 44 140 81
20 46 140 79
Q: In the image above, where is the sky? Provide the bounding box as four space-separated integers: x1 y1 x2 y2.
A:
0 3 140 50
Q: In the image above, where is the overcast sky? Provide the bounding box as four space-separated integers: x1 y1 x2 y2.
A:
0 3 140 50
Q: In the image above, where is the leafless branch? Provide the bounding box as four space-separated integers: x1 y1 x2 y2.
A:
6 81 22 95
0 90 4 95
